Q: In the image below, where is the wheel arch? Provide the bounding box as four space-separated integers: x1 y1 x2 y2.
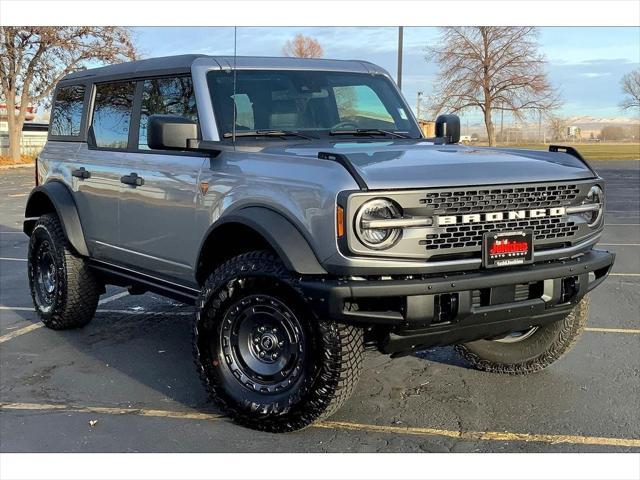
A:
195 207 327 285
23 181 90 257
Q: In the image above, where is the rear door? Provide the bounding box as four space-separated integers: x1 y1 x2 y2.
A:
116 75 205 283
67 81 136 261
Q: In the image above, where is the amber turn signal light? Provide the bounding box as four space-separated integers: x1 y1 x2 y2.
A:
336 205 345 238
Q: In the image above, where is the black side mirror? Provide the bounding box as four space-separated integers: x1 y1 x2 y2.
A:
435 114 461 144
147 114 198 150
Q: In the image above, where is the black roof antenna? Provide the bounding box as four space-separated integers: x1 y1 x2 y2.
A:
232 26 237 150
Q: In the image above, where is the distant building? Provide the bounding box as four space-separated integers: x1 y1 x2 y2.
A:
418 120 435 138
0 103 37 129
0 104 48 157
567 126 582 139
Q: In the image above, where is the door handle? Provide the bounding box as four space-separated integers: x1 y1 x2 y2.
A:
120 172 144 187
72 167 91 180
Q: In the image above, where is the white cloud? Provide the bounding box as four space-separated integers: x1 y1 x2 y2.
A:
580 72 612 78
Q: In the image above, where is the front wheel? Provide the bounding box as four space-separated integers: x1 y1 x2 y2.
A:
455 296 590 375
194 251 364 432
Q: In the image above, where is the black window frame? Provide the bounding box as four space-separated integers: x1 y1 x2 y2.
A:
134 74 200 152
206 69 422 142
47 83 91 142
86 73 201 155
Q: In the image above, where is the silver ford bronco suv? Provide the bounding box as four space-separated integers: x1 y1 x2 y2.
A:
24 55 615 432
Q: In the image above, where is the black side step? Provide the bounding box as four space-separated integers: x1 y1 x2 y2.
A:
318 151 368 190
88 260 200 305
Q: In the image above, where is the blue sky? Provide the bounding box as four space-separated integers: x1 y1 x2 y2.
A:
132 26 640 122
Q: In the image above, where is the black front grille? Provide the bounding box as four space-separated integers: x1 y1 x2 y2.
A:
420 217 579 251
419 184 581 214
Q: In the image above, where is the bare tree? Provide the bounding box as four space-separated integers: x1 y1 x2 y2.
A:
600 125 627 142
547 115 568 142
619 69 640 111
0 27 137 162
282 34 323 58
426 27 559 146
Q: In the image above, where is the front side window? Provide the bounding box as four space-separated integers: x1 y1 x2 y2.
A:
207 70 420 139
50 85 85 137
138 76 198 149
91 81 135 149
333 85 395 127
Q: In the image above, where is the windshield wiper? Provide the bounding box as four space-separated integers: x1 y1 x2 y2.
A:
329 128 411 139
223 130 314 140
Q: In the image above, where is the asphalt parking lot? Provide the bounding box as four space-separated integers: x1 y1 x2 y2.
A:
0 161 638 453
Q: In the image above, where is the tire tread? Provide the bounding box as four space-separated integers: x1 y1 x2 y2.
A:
193 250 363 432
28 213 100 330
455 296 590 375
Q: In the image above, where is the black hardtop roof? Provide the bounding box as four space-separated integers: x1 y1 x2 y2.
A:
59 54 386 84
60 54 203 82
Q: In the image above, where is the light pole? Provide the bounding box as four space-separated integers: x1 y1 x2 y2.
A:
417 91 423 121
397 26 404 90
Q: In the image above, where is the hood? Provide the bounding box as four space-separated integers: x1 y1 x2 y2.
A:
264 140 596 190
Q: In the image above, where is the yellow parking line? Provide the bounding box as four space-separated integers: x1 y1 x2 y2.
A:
1 402 639 448
0 304 636 346
0 402 221 421
314 421 640 448
584 327 640 334
0 323 43 344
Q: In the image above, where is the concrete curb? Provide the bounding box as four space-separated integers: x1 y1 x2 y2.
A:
0 163 35 170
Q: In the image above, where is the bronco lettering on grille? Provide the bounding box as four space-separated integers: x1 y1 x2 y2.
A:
437 207 566 226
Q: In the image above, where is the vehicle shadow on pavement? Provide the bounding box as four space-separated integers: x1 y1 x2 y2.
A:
2 303 216 413
413 346 472 369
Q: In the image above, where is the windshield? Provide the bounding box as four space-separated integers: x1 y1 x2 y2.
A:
207 70 421 139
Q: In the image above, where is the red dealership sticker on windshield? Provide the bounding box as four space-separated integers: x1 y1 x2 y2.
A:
483 231 533 268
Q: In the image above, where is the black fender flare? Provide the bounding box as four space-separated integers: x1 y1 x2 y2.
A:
198 207 327 276
23 181 90 257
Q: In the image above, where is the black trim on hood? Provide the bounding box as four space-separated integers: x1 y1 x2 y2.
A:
549 145 597 176
318 151 368 190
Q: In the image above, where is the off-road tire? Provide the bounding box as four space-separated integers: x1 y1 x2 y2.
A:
194 250 364 432
455 296 590 375
27 213 100 329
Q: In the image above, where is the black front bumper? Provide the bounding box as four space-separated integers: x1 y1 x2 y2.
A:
301 249 615 354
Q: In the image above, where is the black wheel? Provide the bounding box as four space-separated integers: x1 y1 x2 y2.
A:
194 250 364 432
456 296 590 375
27 213 101 329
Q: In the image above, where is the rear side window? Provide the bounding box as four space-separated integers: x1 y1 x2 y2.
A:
138 76 198 149
91 81 135 149
49 85 85 137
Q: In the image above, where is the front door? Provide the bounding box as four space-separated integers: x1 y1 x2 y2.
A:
116 76 204 283
117 152 205 282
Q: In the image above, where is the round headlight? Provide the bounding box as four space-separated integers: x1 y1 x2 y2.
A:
583 185 604 227
355 198 402 250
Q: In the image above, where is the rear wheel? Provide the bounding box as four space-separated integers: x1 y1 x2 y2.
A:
27 213 101 329
194 250 364 432
455 296 589 375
